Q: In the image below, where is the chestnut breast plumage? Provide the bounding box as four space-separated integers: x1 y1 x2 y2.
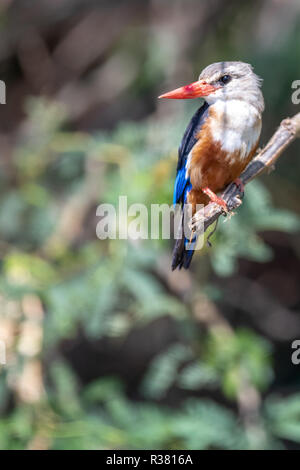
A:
186 99 261 208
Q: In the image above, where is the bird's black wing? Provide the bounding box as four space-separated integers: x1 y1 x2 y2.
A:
172 101 210 270
173 101 209 205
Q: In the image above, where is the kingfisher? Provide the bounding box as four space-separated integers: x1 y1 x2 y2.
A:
159 61 264 270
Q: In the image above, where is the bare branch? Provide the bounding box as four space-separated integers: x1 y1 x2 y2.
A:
191 112 300 235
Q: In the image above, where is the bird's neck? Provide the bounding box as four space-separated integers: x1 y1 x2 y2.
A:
209 98 262 121
207 98 262 157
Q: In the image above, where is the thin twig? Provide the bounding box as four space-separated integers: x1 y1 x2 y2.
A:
190 112 300 235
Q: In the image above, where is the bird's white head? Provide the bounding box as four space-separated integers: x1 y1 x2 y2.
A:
159 61 264 114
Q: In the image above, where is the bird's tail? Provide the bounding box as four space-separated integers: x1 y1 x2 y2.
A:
171 236 196 270
171 213 197 270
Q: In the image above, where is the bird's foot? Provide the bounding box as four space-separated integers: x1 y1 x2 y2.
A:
233 178 244 193
202 187 228 213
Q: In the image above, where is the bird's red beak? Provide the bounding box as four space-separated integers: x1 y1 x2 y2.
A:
158 79 218 99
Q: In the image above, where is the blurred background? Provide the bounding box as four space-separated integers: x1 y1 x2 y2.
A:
0 0 300 450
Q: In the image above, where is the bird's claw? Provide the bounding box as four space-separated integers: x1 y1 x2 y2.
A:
202 187 228 213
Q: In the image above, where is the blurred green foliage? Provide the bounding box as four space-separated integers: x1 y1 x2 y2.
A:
0 95 299 450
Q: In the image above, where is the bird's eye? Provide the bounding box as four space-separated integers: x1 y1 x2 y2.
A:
219 74 231 85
